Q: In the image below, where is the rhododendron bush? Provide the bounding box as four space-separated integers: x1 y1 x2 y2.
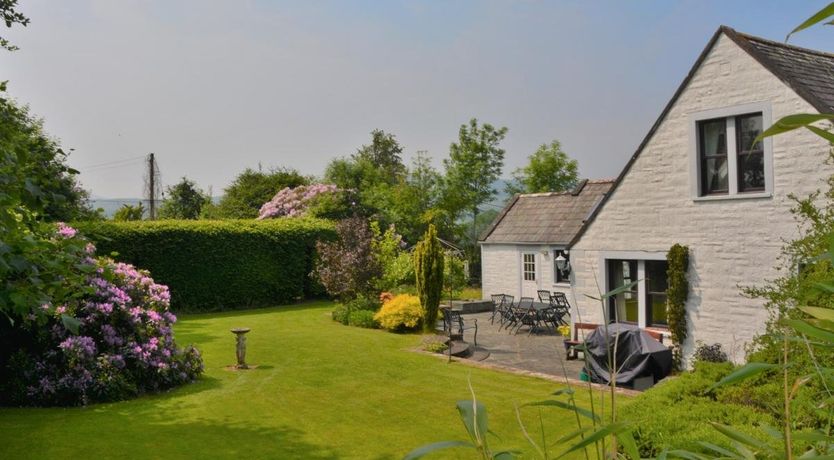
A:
0 224 203 406
257 183 355 220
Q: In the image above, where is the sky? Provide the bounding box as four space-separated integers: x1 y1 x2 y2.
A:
1 0 832 199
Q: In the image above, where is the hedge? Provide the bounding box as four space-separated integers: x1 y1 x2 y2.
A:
73 219 335 312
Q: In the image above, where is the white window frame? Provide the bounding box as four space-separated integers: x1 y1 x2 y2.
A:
598 251 668 329
522 252 536 282
553 248 570 285
689 102 773 201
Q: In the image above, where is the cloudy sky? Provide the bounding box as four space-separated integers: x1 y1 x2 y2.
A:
1 1 831 198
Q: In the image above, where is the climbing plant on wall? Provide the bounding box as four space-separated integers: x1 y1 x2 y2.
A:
666 243 690 369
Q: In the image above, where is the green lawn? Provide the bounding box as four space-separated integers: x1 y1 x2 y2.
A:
0 302 619 459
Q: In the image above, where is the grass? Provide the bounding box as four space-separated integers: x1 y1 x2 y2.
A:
0 301 620 459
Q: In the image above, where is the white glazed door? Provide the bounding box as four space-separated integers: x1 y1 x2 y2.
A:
521 252 539 298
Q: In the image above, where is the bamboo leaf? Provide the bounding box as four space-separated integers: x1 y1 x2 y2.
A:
457 399 488 445
696 441 741 459
799 306 834 321
524 400 601 422
787 3 834 40
618 429 641 460
663 450 708 460
793 431 833 443
552 387 575 396
602 279 640 299
402 440 474 460
709 423 772 453
707 363 779 391
806 125 834 144
755 114 834 142
785 319 834 343
493 451 519 460
555 422 631 458
812 282 834 294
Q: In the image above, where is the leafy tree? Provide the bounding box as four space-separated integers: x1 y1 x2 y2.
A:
209 167 308 219
441 118 508 240
324 129 407 221
312 217 382 302
414 224 444 332
112 203 145 221
159 177 209 220
505 140 579 195
386 152 452 243
0 85 94 322
0 0 29 52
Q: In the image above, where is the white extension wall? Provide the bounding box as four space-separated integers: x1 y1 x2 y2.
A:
481 244 572 300
570 33 833 364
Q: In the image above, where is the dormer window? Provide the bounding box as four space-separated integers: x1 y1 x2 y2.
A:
690 103 772 200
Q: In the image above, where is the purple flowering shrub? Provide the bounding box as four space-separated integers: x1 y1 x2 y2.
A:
1 224 203 406
257 183 356 220
312 217 382 301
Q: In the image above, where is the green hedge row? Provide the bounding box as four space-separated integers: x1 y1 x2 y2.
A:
74 219 335 312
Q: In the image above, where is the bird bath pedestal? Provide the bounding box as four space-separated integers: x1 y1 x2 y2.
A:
230 328 251 369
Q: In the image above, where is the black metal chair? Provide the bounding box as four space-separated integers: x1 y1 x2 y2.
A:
490 294 505 325
497 295 515 330
551 292 571 326
441 308 478 346
537 290 552 304
507 297 535 334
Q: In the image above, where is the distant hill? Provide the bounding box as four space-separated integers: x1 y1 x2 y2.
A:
90 196 221 218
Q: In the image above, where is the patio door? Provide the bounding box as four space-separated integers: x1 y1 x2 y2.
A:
521 252 539 298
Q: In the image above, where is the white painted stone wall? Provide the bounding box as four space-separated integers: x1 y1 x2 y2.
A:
570 33 833 364
481 244 573 299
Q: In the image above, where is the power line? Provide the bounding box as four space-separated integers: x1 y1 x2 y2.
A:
76 155 146 170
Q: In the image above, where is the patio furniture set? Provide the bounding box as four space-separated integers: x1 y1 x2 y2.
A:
489 291 571 336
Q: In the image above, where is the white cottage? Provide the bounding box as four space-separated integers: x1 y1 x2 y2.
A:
479 179 614 300
566 26 834 363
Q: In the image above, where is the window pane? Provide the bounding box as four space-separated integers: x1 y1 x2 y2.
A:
739 152 765 191
700 119 727 156
737 114 763 153
523 254 535 281
554 250 570 283
646 261 669 326
608 259 638 323
703 156 729 193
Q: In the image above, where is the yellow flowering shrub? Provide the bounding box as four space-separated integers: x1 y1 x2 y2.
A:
374 294 424 331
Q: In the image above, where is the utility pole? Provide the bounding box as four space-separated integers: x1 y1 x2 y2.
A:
148 153 156 220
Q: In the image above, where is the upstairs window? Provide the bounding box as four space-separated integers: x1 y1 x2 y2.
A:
736 114 765 192
695 110 767 198
554 250 570 284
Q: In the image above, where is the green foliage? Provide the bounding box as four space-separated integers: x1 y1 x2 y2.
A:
442 118 508 222
347 309 379 329
424 341 448 353
505 140 579 195
0 0 29 52
443 252 468 306
693 342 729 364
414 224 445 332
666 243 689 368
373 293 423 331
331 305 350 325
371 222 413 291
618 362 777 457
208 167 308 219
324 130 406 223
0 88 98 321
345 296 380 312
112 203 145 221
73 219 335 311
159 177 209 220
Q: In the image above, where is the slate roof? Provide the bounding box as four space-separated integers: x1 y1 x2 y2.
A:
727 27 834 113
479 179 614 245
568 26 834 248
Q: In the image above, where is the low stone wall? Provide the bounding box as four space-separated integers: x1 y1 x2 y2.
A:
449 300 493 314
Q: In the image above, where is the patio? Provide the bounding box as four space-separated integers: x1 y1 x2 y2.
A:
457 310 587 382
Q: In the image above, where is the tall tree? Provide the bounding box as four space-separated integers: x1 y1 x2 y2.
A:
159 177 209 219
0 0 29 52
442 118 508 241
414 224 444 333
208 167 308 219
505 140 579 195
324 129 407 221
387 151 448 243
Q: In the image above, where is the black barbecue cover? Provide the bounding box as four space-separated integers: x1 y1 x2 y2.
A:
584 323 672 385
